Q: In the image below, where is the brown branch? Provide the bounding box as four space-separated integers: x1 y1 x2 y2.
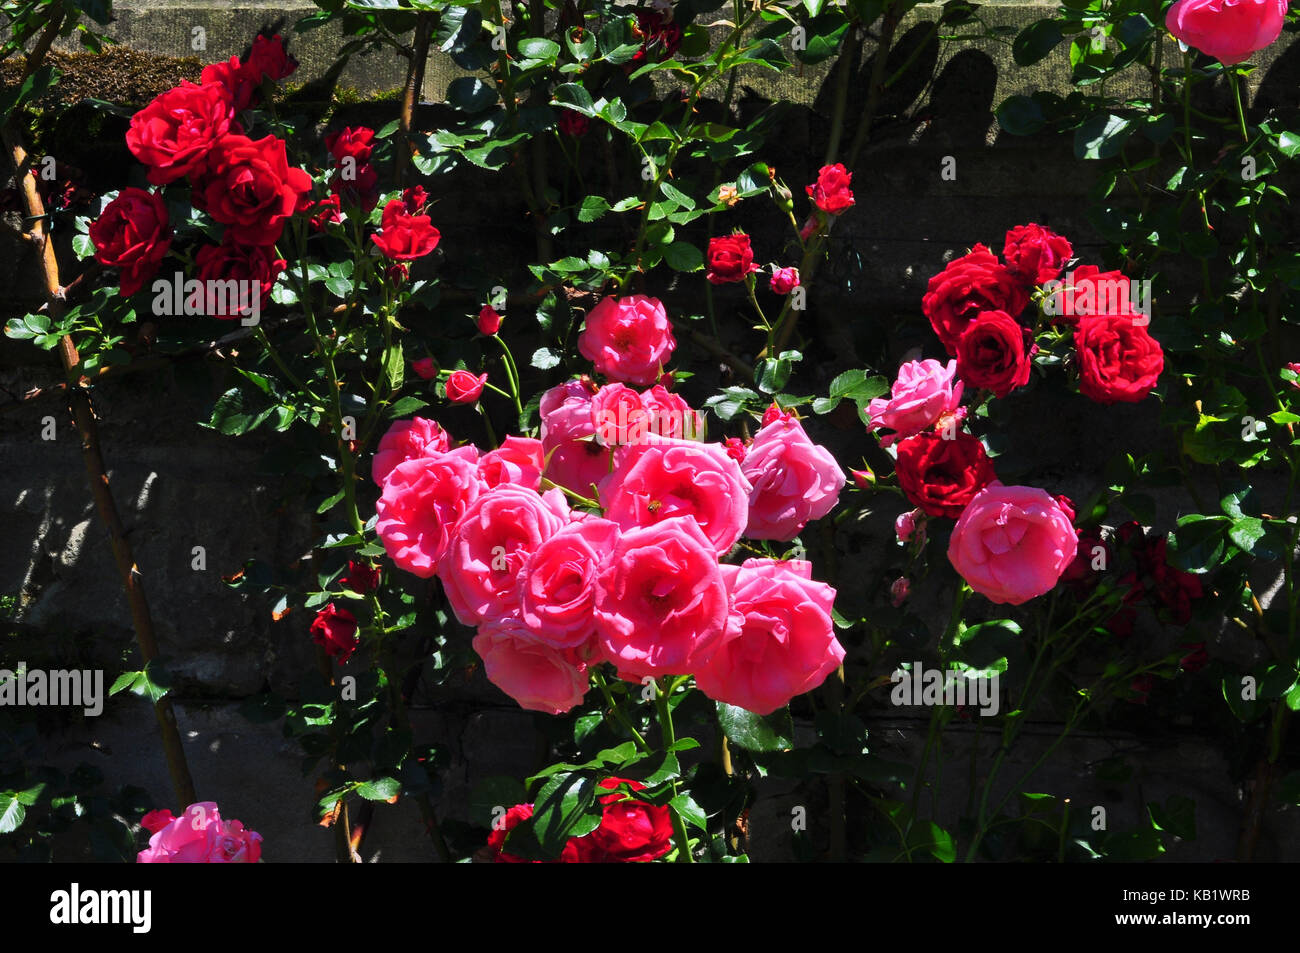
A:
4 64 196 810
396 13 434 188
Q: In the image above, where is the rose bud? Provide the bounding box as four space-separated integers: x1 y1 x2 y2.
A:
895 509 920 543
310 603 359 663
890 576 910 608
412 357 437 380
477 304 502 335
723 437 748 464
770 266 800 296
345 560 381 594
851 467 875 490
446 370 487 404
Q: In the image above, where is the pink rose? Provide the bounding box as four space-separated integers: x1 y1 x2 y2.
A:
518 518 622 650
137 801 262 863
472 617 589 715
1166 0 1288 65
600 437 751 557
371 416 452 486
694 559 843 715
438 485 570 627
374 447 481 578
479 436 545 490
640 384 702 440
947 482 1078 605
578 295 677 386
742 416 845 541
890 576 910 607
895 509 921 543
867 359 964 448
591 383 650 447
412 357 437 380
593 517 731 679
540 380 610 498
446 370 487 404
770 266 800 295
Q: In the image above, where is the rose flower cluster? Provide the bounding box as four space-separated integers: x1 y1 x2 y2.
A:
871 223 1168 605
369 293 846 717
485 778 673 863
137 801 262 863
89 35 439 313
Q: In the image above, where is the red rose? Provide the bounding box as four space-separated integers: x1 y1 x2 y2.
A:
310 603 359 662
88 187 172 296
922 244 1029 354
806 163 854 215
954 310 1032 397
192 237 285 320
200 56 260 113
1053 264 1134 326
345 560 380 594
402 185 428 214
558 111 589 137
631 10 683 63
247 34 297 81
894 430 997 519
446 370 486 403
1002 223 1073 286
485 804 537 863
197 134 312 246
328 162 379 213
306 193 342 232
477 304 502 335
371 198 441 260
706 233 759 284
126 81 236 185
576 779 674 863
324 126 375 163
1074 314 1163 404
411 357 437 380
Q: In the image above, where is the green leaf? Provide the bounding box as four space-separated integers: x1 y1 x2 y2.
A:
757 355 793 394
1013 20 1064 66
531 772 602 853
356 776 402 801
108 672 139 696
517 37 561 62
387 396 429 418
1167 515 1229 574
953 619 1021 668
716 703 794 752
73 233 95 260
576 195 610 222
382 340 404 394
531 347 561 370
0 793 25 834
664 241 703 272
1277 130 1300 158
1075 112 1138 161
1228 517 1265 553
446 76 497 113
551 83 595 116
996 95 1046 136
670 793 708 831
